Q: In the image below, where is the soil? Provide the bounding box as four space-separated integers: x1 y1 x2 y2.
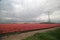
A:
0 27 60 40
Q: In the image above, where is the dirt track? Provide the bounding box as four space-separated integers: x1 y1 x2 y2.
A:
0 27 60 40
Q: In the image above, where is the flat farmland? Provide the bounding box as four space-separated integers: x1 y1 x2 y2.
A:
0 24 60 34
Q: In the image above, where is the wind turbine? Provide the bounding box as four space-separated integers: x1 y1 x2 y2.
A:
47 11 51 23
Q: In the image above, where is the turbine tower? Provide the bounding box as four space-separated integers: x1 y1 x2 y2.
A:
47 11 50 23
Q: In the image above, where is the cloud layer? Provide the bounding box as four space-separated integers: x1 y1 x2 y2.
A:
0 0 60 23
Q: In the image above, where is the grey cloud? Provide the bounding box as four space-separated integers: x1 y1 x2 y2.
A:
0 0 60 23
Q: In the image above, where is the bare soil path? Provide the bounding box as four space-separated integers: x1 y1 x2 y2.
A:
0 27 60 40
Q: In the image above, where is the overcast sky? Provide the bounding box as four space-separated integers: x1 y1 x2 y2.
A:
0 0 60 23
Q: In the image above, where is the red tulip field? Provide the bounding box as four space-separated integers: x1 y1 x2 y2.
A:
0 24 60 34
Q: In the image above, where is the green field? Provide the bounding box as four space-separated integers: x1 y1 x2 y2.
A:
23 28 60 40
